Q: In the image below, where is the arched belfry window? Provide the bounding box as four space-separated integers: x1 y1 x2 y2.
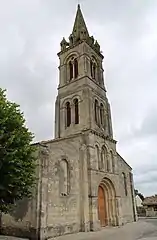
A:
68 57 79 81
93 62 96 79
69 61 73 80
94 100 99 125
74 59 78 78
66 102 71 127
90 57 97 80
100 103 104 126
122 172 128 196
74 98 79 124
59 159 69 196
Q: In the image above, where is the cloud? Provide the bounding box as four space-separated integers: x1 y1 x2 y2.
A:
0 0 157 196
132 108 157 138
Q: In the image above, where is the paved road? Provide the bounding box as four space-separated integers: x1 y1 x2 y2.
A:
0 218 157 240
54 218 157 240
138 218 157 240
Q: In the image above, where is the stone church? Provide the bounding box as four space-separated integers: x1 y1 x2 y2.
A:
1 4 137 240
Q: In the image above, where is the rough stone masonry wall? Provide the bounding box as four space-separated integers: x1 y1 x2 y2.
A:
41 135 83 239
145 206 157 217
117 154 136 224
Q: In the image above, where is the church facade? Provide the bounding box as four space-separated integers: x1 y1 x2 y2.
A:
1 5 137 240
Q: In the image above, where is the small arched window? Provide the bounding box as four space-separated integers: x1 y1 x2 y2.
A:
74 98 79 124
122 172 127 196
100 103 104 126
94 100 99 125
59 159 69 196
74 59 78 78
93 62 96 79
69 61 73 80
66 102 71 127
101 146 107 170
101 151 104 169
106 155 110 172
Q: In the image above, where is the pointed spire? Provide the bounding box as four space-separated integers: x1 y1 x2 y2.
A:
71 4 89 43
59 4 102 57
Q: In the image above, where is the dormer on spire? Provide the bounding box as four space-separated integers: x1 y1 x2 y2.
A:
71 4 89 43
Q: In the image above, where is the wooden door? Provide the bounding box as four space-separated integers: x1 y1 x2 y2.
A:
98 186 106 226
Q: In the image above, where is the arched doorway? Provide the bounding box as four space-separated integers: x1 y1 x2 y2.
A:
98 178 117 227
98 186 107 226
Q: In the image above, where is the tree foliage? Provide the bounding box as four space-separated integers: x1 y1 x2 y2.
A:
0 89 36 213
134 189 144 201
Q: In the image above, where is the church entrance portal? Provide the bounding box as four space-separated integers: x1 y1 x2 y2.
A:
98 178 117 227
98 186 107 226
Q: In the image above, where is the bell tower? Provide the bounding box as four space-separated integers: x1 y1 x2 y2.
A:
55 4 113 139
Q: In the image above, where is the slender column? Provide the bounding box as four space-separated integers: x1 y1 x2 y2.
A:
105 188 110 225
89 196 100 231
116 197 122 226
79 143 90 232
110 198 117 226
38 144 49 240
108 198 112 225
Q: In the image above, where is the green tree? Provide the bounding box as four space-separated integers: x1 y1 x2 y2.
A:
0 89 36 213
135 189 144 201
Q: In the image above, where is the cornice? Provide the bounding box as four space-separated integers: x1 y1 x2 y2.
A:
82 129 117 144
58 40 104 59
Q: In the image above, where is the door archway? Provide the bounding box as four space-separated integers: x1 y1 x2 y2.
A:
98 185 107 226
98 178 117 227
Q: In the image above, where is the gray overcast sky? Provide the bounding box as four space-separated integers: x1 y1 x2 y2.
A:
0 0 157 196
